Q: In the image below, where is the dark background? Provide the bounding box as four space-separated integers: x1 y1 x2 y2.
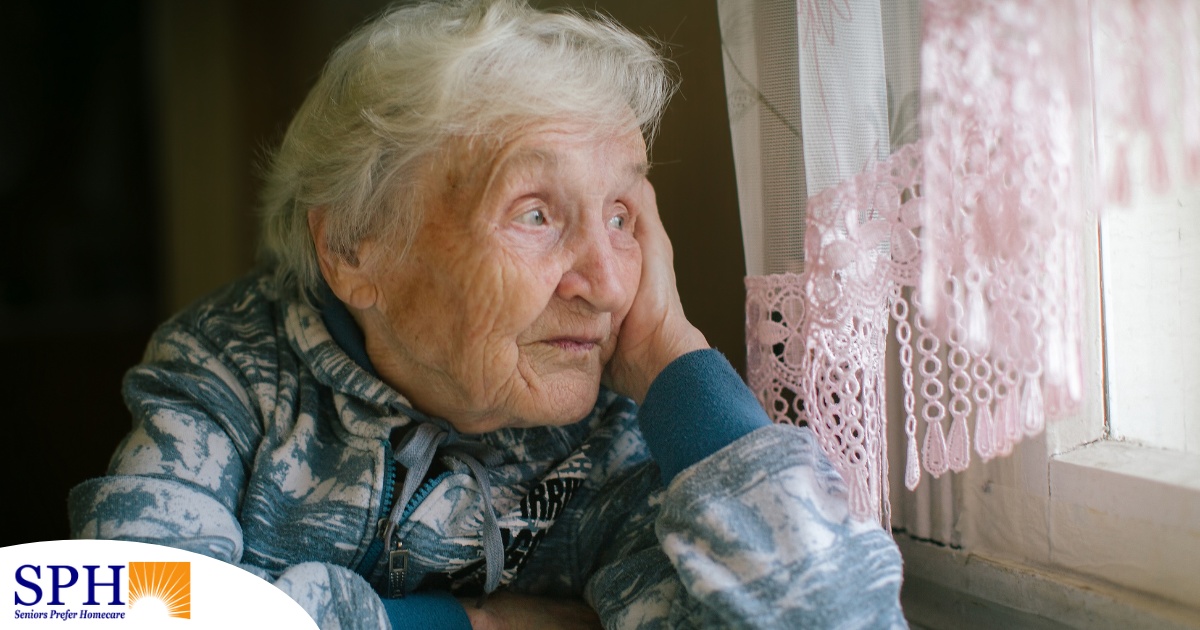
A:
0 0 744 547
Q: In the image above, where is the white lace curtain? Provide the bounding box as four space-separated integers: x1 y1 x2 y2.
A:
719 0 1200 525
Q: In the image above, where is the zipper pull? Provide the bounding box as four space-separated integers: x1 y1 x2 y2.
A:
387 539 410 598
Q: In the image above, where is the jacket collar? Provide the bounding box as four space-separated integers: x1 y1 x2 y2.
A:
283 280 418 439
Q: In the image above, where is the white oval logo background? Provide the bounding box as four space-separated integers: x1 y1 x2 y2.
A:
2 540 317 629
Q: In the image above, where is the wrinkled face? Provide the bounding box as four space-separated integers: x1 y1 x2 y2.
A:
356 123 647 433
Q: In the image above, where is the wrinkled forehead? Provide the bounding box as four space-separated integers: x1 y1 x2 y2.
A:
439 122 649 207
490 139 649 188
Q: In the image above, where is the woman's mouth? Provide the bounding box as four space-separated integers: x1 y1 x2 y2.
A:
544 337 601 352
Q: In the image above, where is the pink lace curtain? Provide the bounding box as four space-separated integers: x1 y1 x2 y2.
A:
719 0 1200 525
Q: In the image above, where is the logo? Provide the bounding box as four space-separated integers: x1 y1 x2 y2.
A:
13 560 190 621
2 540 316 628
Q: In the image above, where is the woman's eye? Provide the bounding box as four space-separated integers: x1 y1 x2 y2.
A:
515 207 547 226
608 215 626 230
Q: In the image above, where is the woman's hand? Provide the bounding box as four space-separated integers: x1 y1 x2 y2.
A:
605 179 709 403
461 592 601 630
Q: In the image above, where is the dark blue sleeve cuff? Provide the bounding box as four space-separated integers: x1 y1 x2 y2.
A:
636 349 771 484
381 591 471 630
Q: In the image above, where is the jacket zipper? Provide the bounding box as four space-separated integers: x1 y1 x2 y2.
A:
354 439 451 598
354 439 396 579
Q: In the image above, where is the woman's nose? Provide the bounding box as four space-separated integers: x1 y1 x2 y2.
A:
556 220 629 313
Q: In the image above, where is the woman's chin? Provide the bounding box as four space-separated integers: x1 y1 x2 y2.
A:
501 381 603 432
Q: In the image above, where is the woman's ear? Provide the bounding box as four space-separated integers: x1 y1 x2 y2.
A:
308 207 378 310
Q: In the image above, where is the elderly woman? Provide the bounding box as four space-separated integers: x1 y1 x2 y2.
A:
69 1 906 628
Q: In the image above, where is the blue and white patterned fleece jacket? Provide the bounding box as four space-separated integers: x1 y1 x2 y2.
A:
68 271 907 629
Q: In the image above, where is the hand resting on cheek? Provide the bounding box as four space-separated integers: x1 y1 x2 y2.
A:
604 179 710 404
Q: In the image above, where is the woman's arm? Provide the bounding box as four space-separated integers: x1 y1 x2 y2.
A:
586 354 907 628
68 323 393 629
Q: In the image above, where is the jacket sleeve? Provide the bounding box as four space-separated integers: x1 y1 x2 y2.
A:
583 350 908 629
67 324 393 629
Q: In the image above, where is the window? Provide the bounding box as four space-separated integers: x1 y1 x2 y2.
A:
895 11 1200 625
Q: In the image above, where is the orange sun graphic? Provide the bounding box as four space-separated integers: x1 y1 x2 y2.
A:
128 562 191 619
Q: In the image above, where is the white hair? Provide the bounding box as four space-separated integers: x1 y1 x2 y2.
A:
258 0 676 300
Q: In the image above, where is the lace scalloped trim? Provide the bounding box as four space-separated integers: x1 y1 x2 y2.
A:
747 137 1083 522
